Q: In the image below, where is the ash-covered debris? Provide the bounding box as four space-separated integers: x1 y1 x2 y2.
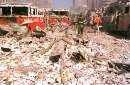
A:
71 51 86 63
1 47 11 52
49 54 61 63
0 25 129 85
31 31 46 38
0 28 9 36
108 61 130 74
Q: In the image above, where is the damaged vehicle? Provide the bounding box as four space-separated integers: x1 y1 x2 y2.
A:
0 3 45 35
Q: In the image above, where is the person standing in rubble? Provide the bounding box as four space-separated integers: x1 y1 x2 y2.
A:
94 14 102 32
77 13 86 36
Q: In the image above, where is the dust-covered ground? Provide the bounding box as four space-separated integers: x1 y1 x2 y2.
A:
0 26 130 85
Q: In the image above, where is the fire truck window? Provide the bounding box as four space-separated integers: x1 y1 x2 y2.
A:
12 7 28 15
60 11 69 16
52 11 59 15
105 7 115 15
125 7 129 13
50 11 69 16
2 7 11 16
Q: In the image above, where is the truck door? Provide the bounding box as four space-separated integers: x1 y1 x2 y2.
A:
118 6 130 31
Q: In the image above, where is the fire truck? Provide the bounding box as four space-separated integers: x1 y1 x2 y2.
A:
103 1 130 37
48 9 71 26
0 3 45 32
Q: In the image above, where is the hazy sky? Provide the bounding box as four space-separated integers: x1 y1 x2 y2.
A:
53 0 73 8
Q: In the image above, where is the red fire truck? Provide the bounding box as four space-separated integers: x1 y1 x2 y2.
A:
49 9 70 26
0 3 45 32
103 1 130 37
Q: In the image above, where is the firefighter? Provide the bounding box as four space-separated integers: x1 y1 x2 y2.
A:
72 15 78 29
49 15 58 32
94 14 102 32
77 13 86 36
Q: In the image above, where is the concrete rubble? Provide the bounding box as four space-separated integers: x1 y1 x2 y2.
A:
0 26 130 85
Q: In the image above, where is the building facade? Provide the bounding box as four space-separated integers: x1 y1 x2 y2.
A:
73 0 120 10
73 0 103 10
0 0 53 8
37 0 53 8
102 0 117 7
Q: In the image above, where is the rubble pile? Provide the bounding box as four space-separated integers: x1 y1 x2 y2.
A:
0 27 130 85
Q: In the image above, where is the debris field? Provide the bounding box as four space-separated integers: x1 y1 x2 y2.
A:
0 26 130 85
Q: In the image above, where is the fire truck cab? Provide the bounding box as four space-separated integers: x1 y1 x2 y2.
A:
0 3 45 32
0 3 42 21
48 9 70 26
118 2 130 31
103 1 130 37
